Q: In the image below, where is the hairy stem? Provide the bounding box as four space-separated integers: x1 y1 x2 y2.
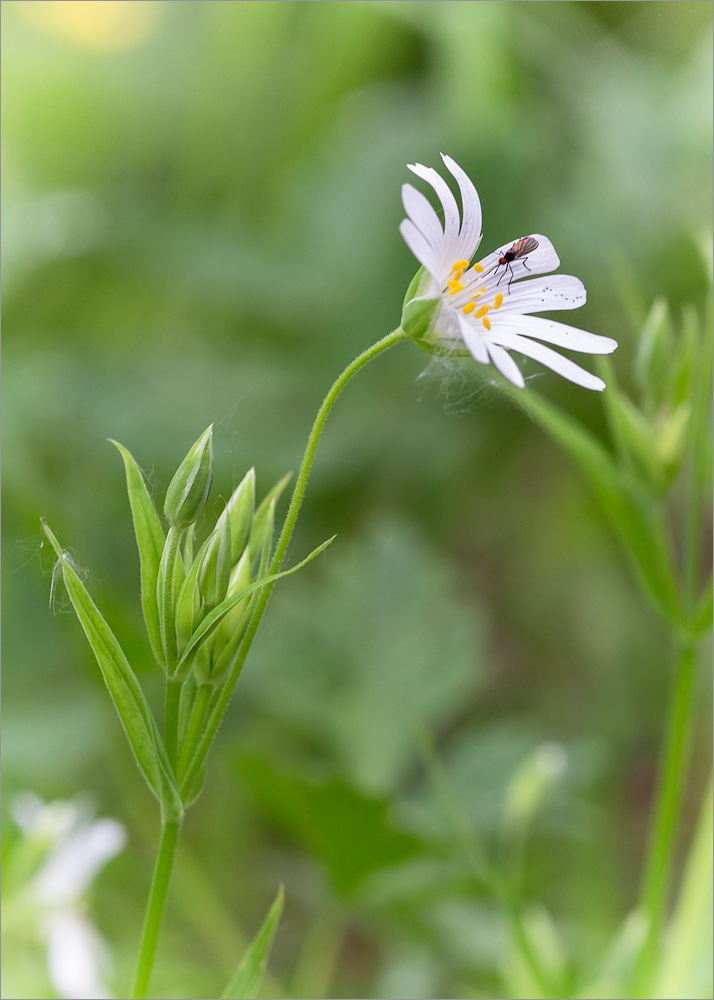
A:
131 819 181 999
163 678 183 769
179 328 408 796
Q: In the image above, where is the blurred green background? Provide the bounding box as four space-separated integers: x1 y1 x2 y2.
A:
2 2 712 998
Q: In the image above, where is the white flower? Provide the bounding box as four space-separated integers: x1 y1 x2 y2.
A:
400 154 617 390
10 792 127 1000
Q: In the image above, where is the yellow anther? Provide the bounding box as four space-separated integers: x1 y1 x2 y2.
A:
471 287 486 299
452 269 464 281
462 302 476 315
494 293 503 309
473 262 485 273
447 280 464 295
452 259 469 271
482 316 491 331
474 304 490 319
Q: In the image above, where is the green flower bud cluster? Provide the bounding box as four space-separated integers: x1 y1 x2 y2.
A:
146 426 295 690
606 298 702 495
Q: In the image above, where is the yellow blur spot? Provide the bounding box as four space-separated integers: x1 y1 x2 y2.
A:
482 317 491 331
462 302 476 315
452 259 469 271
473 262 485 273
474 304 490 319
17 1 162 51
447 280 464 295
494 293 504 309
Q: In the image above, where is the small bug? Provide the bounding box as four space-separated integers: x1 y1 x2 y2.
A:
486 236 539 292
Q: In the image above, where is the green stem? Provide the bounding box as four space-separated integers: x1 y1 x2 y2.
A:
163 678 183 769
131 819 182 999
632 636 697 993
179 328 408 796
177 682 212 783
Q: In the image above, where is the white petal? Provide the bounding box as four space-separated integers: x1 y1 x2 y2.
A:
486 342 526 387
458 315 490 365
492 314 617 354
401 183 444 253
495 274 586 314
407 162 460 241
399 218 440 278
441 154 482 262
34 819 127 906
487 330 606 390
45 912 111 1000
477 234 560 286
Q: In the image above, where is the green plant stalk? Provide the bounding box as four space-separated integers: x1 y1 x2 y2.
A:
164 677 183 769
632 636 697 993
131 819 182 999
177 682 212 783
179 327 408 796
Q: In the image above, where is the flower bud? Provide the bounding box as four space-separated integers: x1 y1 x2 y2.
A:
225 468 255 565
174 556 203 655
163 426 214 529
199 506 232 611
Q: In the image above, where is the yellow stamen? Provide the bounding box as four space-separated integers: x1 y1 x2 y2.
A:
474 304 490 319
482 317 491 331
494 293 503 309
471 287 486 299
452 259 469 271
473 262 485 273
462 302 476 315
452 269 464 281
447 280 464 295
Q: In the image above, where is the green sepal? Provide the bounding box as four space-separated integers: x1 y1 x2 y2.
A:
157 526 186 671
225 468 256 565
199 507 232 611
41 520 183 822
247 473 291 565
401 294 442 342
176 531 335 677
219 885 284 999
164 425 214 529
110 440 166 667
175 550 205 656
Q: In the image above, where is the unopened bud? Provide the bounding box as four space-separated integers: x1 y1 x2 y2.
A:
199 507 232 611
163 426 214 529
225 468 255 565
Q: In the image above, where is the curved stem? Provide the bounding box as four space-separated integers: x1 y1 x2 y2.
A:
131 819 181 999
180 328 408 795
632 636 697 993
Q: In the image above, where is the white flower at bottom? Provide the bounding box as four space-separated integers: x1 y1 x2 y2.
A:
400 154 617 390
10 792 126 1000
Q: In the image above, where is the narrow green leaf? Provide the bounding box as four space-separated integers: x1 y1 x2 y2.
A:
110 440 166 665
41 520 183 822
220 885 284 999
510 387 682 626
175 533 335 674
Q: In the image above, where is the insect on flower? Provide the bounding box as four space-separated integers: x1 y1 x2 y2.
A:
399 154 618 390
486 237 539 291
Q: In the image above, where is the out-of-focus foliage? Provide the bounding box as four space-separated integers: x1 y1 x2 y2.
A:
2 2 711 998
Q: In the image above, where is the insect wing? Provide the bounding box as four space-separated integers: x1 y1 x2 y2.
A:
512 236 539 258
